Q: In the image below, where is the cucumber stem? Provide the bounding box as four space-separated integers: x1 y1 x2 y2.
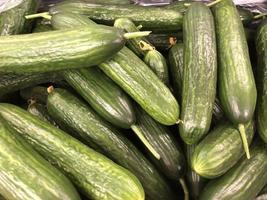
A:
253 12 267 19
25 12 52 20
176 119 183 124
123 31 151 39
139 41 155 51
131 125 161 160
207 0 223 7
136 25 143 30
238 124 250 159
179 178 189 200
47 86 54 94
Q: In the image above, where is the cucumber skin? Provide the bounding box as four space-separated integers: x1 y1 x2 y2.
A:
180 3 217 144
200 142 267 200
49 0 183 32
192 121 254 179
0 0 39 35
134 106 186 180
0 26 125 74
99 47 179 126
256 19 267 143
47 88 176 200
63 68 135 129
0 103 145 200
213 0 257 124
0 117 80 200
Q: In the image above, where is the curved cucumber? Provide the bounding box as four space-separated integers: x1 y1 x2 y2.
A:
99 47 179 125
213 0 257 158
0 103 145 200
200 141 267 200
47 88 176 200
180 2 217 144
0 116 80 200
0 26 126 74
192 121 254 179
0 0 39 35
256 18 267 143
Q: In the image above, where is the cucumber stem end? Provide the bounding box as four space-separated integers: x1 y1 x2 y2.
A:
238 124 250 159
123 31 151 39
179 178 189 200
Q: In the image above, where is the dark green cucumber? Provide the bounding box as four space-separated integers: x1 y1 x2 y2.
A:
213 0 257 158
20 86 48 104
200 141 267 200
0 26 126 74
114 18 170 84
180 2 217 144
0 72 59 96
47 87 176 200
0 0 39 35
49 0 183 32
192 121 254 179
0 116 80 200
0 103 145 200
256 18 267 143
99 47 179 125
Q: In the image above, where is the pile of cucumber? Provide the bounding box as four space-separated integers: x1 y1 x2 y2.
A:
0 0 267 199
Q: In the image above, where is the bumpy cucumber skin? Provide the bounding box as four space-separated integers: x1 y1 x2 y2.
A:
180 3 217 144
47 88 176 200
0 26 125 74
49 0 183 32
213 0 257 125
200 142 267 200
0 103 145 200
134 106 186 180
192 121 254 179
0 0 39 35
0 117 80 200
256 19 267 143
99 47 179 125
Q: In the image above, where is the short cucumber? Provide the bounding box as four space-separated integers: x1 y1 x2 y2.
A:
0 26 126 73
0 116 80 200
0 103 145 200
192 121 254 179
256 18 267 143
49 0 183 32
99 47 179 125
180 2 217 144
213 0 257 158
200 141 267 200
47 87 176 200
0 0 39 35
20 86 48 104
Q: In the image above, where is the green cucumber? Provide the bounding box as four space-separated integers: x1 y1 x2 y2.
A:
99 47 179 125
0 116 80 200
49 0 183 32
0 72 59 96
0 0 39 35
213 0 257 158
20 86 48 104
0 103 145 200
0 26 126 74
82 0 131 4
192 121 254 179
256 18 267 143
200 141 267 200
180 2 217 144
47 87 176 200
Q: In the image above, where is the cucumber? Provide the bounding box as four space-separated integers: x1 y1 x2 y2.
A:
213 0 257 158
180 2 217 144
82 0 131 4
0 0 39 35
0 26 126 74
0 116 80 200
20 86 48 104
49 0 183 32
0 72 59 96
99 47 179 125
256 18 267 143
200 141 267 200
0 103 145 200
47 87 176 200
114 18 170 84
192 121 254 179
